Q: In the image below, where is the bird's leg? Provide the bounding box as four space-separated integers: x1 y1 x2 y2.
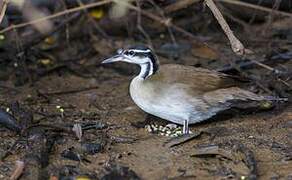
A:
183 120 189 134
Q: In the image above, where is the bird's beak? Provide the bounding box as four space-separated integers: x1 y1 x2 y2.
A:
101 54 124 64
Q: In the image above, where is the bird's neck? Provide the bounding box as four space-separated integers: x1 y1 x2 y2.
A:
138 56 159 79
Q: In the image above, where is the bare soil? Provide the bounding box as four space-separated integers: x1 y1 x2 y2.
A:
0 39 291 179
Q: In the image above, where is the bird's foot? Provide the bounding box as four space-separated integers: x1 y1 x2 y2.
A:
183 120 189 134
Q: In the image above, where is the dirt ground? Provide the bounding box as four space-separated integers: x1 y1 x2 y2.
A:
0 39 291 179
0 1 292 178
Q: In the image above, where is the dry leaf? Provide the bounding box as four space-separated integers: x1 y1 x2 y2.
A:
191 45 218 60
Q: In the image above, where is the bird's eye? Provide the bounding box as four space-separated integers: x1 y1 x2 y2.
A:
126 50 135 56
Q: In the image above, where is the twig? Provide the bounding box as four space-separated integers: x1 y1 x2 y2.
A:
204 0 280 72
218 0 292 18
136 0 153 48
23 12 81 49
0 0 111 33
39 86 99 96
217 3 251 31
77 0 109 38
0 0 9 25
118 0 209 46
164 0 201 13
261 0 282 38
1 0 207 48
204 0 290 91
205 0 247 56
146 0 177 45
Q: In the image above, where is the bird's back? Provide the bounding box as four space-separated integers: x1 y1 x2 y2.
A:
145 64 239 95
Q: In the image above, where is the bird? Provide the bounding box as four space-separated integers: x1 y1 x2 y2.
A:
101 45 284 134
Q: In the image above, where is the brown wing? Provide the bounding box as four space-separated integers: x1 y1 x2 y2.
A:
147 64 239 94
203 87 265 104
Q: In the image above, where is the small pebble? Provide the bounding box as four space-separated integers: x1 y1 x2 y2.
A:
144 123 187 137
166 124 178 129
145 125 152 132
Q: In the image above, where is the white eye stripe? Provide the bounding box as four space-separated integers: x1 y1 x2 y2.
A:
128 49 151 53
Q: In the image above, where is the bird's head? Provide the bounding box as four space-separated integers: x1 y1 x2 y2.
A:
102 45 159 79
102 45 156 65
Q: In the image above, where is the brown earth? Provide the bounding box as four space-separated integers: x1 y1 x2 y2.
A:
0 51 291 179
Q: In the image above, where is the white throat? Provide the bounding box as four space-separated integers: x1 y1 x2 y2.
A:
138 61 153 79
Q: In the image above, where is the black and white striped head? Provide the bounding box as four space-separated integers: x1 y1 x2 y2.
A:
102 45 159 79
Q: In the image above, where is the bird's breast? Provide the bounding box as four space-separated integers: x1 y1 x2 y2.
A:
129 77 204 124
129 77 157 111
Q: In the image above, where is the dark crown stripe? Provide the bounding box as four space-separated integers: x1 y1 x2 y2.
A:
136 51 158 67
148 52 159 73
142 62 151 79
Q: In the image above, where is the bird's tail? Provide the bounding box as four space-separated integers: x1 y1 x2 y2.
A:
258 96 288 109
264 96 289 102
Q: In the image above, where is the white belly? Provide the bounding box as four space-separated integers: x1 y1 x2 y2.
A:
129 77 216 125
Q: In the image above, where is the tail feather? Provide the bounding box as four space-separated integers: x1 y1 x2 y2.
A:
264 96 288 101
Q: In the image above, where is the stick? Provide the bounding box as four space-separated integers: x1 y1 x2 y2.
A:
204 0 280 72
205 0 247 56
1 0 208 48
204 0 290 90
218 0 292 18
118 1 209 46
0 0 111 33
164 0 201 13
40 86 99 96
